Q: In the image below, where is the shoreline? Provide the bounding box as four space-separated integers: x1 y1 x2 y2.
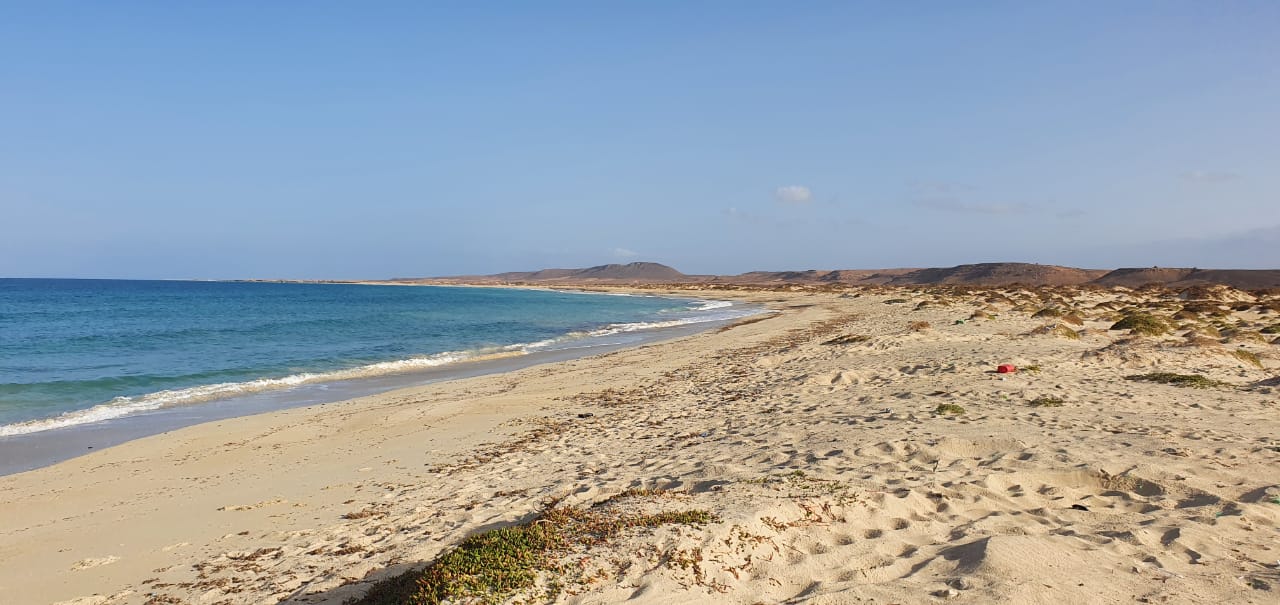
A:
0 287 765 476
2 286 1276 604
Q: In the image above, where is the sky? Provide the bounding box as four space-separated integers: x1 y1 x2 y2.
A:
2 1 1277 279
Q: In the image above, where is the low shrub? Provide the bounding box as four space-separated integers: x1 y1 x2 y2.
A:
353 502 717 605
1124 373 1226 388
1110 313 1170 336
1028 396 1064 407
933 403 965 415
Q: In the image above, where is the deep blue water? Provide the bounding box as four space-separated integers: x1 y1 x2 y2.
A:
0 279 745 436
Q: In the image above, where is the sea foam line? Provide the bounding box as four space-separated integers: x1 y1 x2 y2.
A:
0 348 524 437
0 298 762 438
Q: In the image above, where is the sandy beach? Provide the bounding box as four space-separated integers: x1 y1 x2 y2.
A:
3 285 1278 604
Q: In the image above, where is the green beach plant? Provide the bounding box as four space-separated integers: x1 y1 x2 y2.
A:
1110 313 1170 336
1124 373 1226 389
1028 396 1064 407
933 403 965 415
353 501 716 605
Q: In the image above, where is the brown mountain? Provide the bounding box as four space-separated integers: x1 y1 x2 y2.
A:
884 263 1108 286
405 261 1280 289
1093 268 1280 290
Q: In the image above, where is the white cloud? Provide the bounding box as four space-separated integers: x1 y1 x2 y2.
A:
611 247 637 258
774 185 812 204
1183 170 1240 183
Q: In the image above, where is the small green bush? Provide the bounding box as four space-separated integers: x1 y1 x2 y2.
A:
353 503 716 605
1124 373 1225 388
933 403 965 415
1110 313 1170 336
1261 324 1280 335
1028 396 1064 407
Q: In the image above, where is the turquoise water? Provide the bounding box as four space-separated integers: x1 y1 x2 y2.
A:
0 279 748 436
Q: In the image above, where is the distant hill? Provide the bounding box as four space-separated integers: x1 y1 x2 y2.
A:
884 263 1108 286
1093 268 1280 290
402 261 1280 290
416 262 689 284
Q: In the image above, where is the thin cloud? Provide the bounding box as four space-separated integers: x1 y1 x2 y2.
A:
1182 170 1240 183
909 181 976 195
724 206 862 230
914 199 1032 215
774 185 812 204
723 207 767 224
611 247 638 258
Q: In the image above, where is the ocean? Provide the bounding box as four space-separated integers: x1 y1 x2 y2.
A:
0 279 753 439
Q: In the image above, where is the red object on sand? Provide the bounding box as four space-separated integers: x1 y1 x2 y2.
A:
997 364 1017 374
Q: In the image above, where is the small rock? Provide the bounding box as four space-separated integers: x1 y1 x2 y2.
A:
1071 503 1089 511
577 413 594 418
949 577 972 590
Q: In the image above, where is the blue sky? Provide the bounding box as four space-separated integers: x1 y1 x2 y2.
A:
2 2 1277 278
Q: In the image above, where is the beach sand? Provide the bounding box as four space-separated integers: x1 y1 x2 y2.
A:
2 286 1278 604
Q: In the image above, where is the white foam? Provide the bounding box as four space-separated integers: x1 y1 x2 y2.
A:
0 348 512 437
691 300 733 311
0 298 768 437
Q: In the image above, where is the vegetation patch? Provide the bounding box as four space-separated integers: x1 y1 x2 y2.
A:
1260 324 1280 335
1110 313 1170 336
1231 350 1264 369
1029 323 1079 340
740 470 861 503
1181 335 1221 349
1124 373 1227 389
1060 313 1085 326
822 334 870 345
352 500 716 605
1028 396 1064 407
1180 303 1230 318
1032 307 1063 318
933 403 966 415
